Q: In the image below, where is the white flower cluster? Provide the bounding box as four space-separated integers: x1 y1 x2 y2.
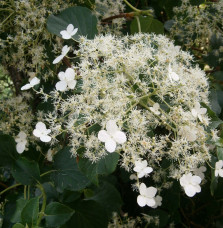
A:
42 33 212 204
170 0 223 51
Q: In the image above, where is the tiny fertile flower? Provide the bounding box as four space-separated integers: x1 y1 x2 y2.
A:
53 45 70 64
133 160 153 178
21 77 40 90
168 64 180 82
98 120 126 153
33 122 51 142
151 195 162 208
60 24 78 40
56 68 77 92
215 160 223 177
191 102 207 122
15 131 27 154
150 103 160 115
137 183 157 207
180 173 201 197
193 166 206 180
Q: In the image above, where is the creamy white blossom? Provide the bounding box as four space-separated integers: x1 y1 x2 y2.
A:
168 64 179 82
60 24 78 39
215 160 223 177
33 122 51 142
150 103 160 115
137 183 157 207
21 77 40 90
15 131 27 154
180 173 201 197
55 68 77 92
178 126 197 142
98 120 126 153
53 45 70 64
133 160 153 178
191 102 207 122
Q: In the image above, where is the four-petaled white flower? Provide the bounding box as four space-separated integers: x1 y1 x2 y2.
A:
180 173 201 197
60 24 78 40
98 120 126 153
150 103 160 115
178 125 197 142
193 166 206 180
191 102 207 122
215 160 223 177
151 195 162 208
137 183 157 207
21 77 40 90
53 45 70 64
133 160 153 178
55 68 77 92
15 131 27 154
33 122 51 142
168 64 180 82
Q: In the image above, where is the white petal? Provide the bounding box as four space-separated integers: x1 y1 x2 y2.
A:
144 167 153 174
36 122 47 131
60 31 71 39
194 102 200 110
219 169 223 177
137 171 145 178
171 72 179 81
146 198 156 207
191 109 198 117
30 77 40 86
184 185 196 197
67 24 74 33
18 131 27 139
58 72 66 80
71 28 78 36
199 108 207 115
112 131 126 144
191 176 201 184
98 130 111 142
68 80 77 89
33 129 41 138
105 139 116 153
16 142 26 154
137 195 146 207
56 81 67 92
215 170 219 177
65 68 75 80
106 120 118 135
146 187 157 198
21 83 32 90
139 183 147 195
40 135 51 143
62 45 70 55
53 55 64 64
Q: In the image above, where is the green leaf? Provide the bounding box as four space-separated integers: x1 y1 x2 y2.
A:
21 197 39 227
217 147 223 160
47 6 98 40
11 157 40 185
0 134 18 167
45 202 74 227
130 16 164 35
51 147 90 191
67 200 108 228
87 182 122 216
12 224 25 228
11 198 28 223
78 158 98 185
97 152 119 175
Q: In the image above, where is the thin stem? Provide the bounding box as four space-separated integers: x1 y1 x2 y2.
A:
24 185 27 199
0 183 22 196
36 184 47 226
123 0 140 12
40 169 57 177
136 16 141 32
